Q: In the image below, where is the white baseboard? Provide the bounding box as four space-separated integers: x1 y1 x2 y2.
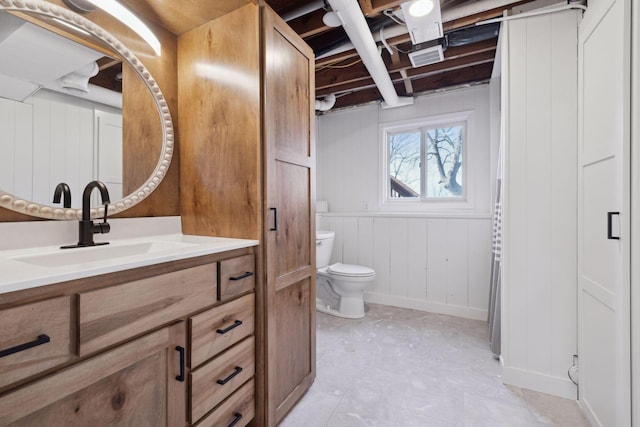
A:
364 292 488 321
503 366 577 400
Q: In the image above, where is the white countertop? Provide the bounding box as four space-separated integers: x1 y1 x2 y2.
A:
0 233 258 295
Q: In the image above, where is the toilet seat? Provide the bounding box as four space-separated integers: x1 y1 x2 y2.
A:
327 263 375 278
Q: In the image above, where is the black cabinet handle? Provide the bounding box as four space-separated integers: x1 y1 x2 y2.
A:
228 412 243 427
269 207 278 231
608 212 620 240
216 366 243 385
175 346 185 382
0 334 50 358
230 272 254 281
216 320 243 334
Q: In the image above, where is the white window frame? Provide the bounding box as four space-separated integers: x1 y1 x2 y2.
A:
379 110 476 212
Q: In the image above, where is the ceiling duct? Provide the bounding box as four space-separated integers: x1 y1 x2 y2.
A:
327 0 413 108
409 44 444 67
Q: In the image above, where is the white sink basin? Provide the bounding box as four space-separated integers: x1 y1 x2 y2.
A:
10 240 198 268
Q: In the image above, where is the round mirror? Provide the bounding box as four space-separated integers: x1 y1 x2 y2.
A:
0 0 173 220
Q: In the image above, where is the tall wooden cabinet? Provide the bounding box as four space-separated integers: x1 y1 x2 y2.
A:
262 8 316 424
178 4 316 426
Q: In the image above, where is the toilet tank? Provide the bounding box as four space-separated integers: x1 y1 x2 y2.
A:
316 230 335 269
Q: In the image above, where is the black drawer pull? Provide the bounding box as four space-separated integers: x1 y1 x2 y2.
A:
228 412 243 427
175 346 185 382
216 320 243 334
0 334 50 358
216 366 243 385
230 271 254 281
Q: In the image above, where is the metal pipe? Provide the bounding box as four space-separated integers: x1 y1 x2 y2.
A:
327 0 413 108
282 0 326 22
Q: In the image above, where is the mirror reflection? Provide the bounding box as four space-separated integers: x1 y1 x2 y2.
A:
0 9 155 210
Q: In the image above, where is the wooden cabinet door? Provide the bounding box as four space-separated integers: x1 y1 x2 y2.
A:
0 323 186 426
263 6 316 426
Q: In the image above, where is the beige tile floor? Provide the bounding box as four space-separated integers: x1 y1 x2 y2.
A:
280 303 589 427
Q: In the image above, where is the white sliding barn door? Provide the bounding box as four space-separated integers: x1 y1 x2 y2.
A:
577 0 631 425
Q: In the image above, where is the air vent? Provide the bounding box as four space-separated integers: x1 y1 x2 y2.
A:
408 45 444 68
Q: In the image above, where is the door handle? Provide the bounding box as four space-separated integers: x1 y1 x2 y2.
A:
269 207 278 231
175 346 185 382
607 212 620 240
0 334 50 358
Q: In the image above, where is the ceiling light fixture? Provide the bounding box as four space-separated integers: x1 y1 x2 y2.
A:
322 11 342 27
408 0 434 17
62 0 161 56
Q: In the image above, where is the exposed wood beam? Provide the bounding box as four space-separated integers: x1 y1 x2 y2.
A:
316 39 496 91
316 49 495 95
288 10 331 38
331 62 493 109
359 0 374 16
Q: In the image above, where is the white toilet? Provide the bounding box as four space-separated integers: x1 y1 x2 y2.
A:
315 230 375 319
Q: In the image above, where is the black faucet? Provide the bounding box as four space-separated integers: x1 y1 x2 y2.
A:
52 183 72 208
61 180 111 249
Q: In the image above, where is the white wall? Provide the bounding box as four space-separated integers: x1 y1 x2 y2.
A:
501 9 580 399
316 85 494 319
0 89 121 209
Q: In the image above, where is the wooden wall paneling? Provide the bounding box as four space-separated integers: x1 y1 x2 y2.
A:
389 217 409 297
504 16 529 368
178 4 261 240
0 99 15 191
502 10 579 398
342 217 359 265
427 218 448 304
406 218 428 299
446 219 469 307
524 14 553 375
467 219 492 310
549 11 578 379
372 217 391 295
14 103 33 200
120 0 255 36
32 95 50 207
357 217 375 268
329 216 344 264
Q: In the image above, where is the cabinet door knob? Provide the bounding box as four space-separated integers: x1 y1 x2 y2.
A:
175 346 185 382
0 334 50 358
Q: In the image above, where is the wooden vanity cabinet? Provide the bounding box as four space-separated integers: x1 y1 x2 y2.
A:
0 323 186 426
0 249 257 426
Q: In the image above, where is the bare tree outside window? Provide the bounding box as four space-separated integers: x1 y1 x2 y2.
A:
426 126 463 197
388 132 420 198
386 124 464 200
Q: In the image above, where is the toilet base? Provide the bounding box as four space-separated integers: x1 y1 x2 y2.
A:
316 301 365 319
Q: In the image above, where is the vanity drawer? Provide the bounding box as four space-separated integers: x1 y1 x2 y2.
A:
79 263 217 356
190 293 254 368
194 378 255 427
0 296 73 390
191 336 255 423
218 255 255 301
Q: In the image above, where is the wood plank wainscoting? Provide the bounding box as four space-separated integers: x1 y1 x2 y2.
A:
317 214 492 320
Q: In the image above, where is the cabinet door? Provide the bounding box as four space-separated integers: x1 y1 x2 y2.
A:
0 323 186 426
263 6 316 426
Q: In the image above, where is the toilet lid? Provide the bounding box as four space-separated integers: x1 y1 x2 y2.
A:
328 263 375 277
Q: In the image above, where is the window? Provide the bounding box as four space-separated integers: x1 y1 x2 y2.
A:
381 112 471 209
